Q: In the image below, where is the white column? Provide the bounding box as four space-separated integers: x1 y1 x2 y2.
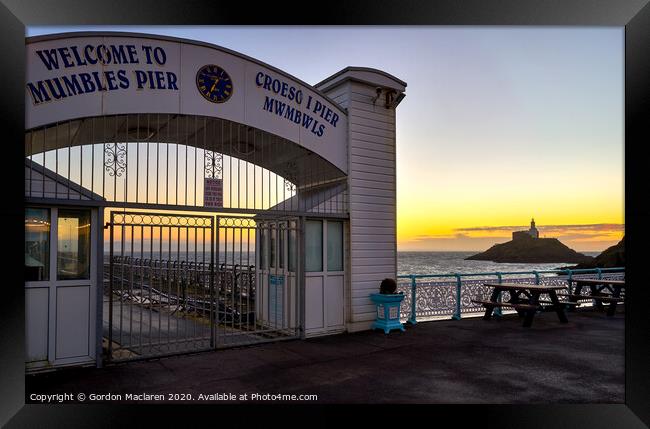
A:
316 68 406 332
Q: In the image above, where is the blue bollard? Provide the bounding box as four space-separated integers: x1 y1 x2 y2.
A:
370 293 406 334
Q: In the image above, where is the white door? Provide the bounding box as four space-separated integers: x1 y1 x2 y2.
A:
304 219 345 337
25 207 97 370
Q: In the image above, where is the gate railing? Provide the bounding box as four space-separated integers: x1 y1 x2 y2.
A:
396 267 625 324
105 257 256 321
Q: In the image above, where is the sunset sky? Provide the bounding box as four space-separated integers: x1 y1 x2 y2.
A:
27 26 624 252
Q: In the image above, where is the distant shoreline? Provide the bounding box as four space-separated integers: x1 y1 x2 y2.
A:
397 250 601 255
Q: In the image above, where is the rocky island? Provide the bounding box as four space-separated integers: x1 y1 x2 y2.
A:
561 236 624 269
465 218 594 264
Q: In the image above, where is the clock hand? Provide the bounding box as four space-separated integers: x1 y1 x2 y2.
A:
210 77 220 93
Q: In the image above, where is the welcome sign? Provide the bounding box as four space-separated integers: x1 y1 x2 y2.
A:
27 44 179 104
26 33 348 174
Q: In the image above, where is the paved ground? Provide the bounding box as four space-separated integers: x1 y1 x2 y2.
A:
26 307 624 404
103 295 211 358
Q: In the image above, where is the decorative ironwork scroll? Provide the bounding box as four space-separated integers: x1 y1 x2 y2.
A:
204 150 223 179
282 161 298 193
104 142 127 177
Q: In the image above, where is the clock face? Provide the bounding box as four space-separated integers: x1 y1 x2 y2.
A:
196 65 233 103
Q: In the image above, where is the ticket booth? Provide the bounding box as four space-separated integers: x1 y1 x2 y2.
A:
25 162 102 371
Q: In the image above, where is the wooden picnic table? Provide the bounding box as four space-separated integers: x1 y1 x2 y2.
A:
566 278 625 316
472 283 570 327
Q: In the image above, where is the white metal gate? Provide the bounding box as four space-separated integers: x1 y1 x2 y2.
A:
216 216 301 347
106 212 215 361
106 212 301 362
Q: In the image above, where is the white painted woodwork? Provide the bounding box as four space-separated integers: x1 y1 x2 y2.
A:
316 67 406 332
25 207 98 371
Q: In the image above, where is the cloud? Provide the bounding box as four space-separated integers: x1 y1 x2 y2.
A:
456 223 624 233
456 225 531 232
407 223 625 243
539 224 624 234
399 223 624 251
410 232 511 241
400 234 512 251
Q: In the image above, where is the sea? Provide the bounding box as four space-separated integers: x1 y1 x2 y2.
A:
105 248 600 275
396 251 601 276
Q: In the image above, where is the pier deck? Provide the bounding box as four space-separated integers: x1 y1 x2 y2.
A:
26 307 624 404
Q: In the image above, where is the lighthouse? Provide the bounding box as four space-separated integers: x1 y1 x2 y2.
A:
529 218 540 238
512 218 540 240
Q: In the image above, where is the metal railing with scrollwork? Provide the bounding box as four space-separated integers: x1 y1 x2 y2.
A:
104 256 256 324
396 267 625 324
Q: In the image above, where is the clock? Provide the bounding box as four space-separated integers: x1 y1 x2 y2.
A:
196 64 233 103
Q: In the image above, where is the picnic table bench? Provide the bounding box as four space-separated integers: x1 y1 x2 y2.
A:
472 283 569 327
566 278 625 316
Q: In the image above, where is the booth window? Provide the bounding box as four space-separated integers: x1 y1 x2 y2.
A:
327 221 343 271
25 208 50 281
305 220 323 272
57 209 91 280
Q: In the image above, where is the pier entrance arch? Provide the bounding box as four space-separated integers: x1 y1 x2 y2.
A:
24 31 406 370
25 108 344 364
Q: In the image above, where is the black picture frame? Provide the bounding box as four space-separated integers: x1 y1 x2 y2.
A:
1 0 648 427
